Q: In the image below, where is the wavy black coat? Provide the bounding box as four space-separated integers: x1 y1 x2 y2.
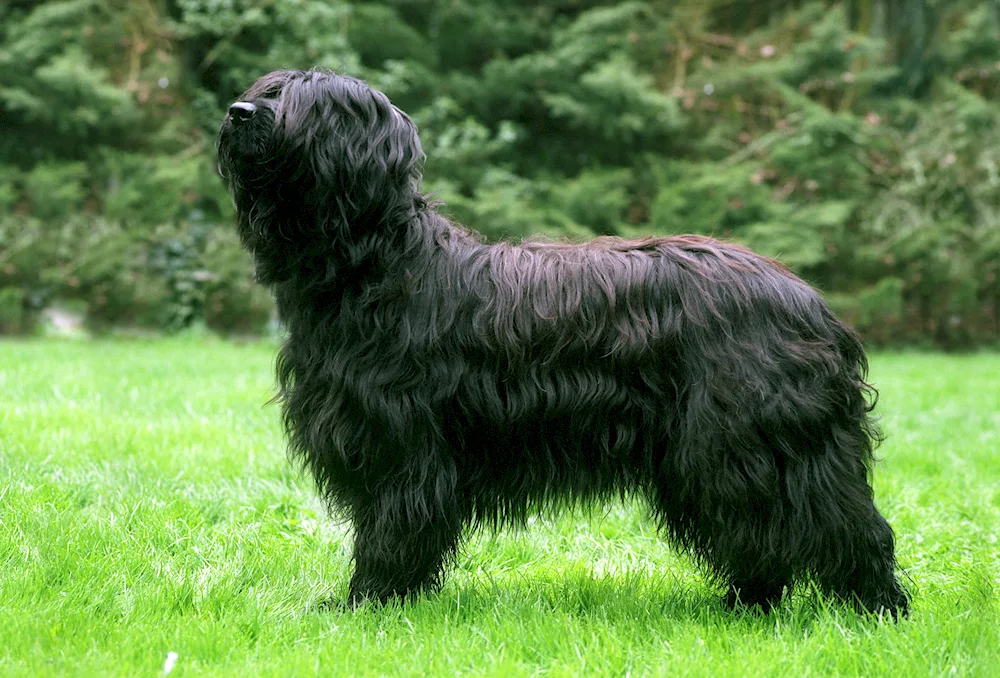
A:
218 69 909 617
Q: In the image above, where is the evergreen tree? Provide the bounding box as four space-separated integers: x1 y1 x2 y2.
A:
0 0 996 345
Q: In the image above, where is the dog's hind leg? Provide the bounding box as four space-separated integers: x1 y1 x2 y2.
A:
781 430 910 619
346 476 466 607
662 352 907 617
648 437 794 614
815 504 909 619
726 403 909 620
722 559 793 614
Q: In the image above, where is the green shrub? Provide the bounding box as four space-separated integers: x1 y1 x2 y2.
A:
0 215 273 336
856 277 905 346
23 163 89 221
0 287 26 334
200 228 272 334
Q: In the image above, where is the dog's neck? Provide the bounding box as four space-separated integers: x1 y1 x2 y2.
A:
270 200 444 325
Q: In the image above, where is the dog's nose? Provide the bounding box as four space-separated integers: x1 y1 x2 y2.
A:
228 102 257 123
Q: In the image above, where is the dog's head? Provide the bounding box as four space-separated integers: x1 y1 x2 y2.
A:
217 70 424 283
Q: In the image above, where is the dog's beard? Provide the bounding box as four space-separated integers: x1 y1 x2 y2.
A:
235 200 296 284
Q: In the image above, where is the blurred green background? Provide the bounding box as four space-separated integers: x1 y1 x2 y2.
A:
1 0 997 347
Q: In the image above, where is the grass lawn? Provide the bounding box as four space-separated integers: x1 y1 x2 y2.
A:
1 339 998 676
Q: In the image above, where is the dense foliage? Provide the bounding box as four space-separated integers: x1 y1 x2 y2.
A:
1 0 998 346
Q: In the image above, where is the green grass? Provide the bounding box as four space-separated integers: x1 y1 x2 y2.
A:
1 339 998 677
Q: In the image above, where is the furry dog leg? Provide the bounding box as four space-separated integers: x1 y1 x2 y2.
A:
347 485 466 606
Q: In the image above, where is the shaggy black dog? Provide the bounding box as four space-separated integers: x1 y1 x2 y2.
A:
217 69 909 618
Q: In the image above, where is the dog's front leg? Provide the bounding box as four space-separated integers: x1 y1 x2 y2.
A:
346 465 466 607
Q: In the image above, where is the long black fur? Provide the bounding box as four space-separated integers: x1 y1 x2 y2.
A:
217 69 909 617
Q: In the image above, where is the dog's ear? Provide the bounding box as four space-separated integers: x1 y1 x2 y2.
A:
276 75 424 229
351 99 424 208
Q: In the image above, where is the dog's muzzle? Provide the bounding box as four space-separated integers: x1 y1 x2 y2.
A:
228 102 257 124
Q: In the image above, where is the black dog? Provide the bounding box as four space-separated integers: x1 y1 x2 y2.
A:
218 69 909 618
